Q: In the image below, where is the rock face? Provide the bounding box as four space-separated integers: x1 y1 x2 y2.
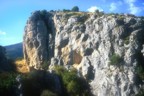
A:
24 11 55 69
23 11 144 96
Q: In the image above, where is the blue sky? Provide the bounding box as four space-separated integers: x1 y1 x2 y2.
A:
0 0 144 46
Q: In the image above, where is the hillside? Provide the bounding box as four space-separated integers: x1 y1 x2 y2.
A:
5 42 23 60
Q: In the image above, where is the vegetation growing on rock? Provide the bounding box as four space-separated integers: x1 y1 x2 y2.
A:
0 72 17 96
124 36 130 45
54 65 91 96
109 53 122 66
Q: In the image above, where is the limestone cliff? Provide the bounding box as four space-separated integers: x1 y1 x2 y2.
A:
23 11 144 96
24 11 55 69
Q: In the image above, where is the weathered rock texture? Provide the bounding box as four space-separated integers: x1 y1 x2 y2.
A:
24 11 55 69
23 11 144 96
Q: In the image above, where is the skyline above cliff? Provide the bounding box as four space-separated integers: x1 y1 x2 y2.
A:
0 0 144 46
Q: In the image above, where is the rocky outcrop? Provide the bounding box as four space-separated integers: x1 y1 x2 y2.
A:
23 11 144 96
23 11 55 69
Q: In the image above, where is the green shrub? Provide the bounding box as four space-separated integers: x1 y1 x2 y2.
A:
21 70 56 96
21 71 43 96
41 61 50 70
109 53 122 66
0 72 17 95
135 65 144 80
20 66 91 96
54 66 90 96
67 80 80 95
0 72 17 89
71 6 79 12
63 9 70 12
135 52 144 80
40 10 47 18
54 65 67 76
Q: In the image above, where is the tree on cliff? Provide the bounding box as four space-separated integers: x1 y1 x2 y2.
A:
71 6 79 12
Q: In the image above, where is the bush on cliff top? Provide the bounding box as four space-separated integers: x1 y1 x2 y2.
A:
71 6 79 12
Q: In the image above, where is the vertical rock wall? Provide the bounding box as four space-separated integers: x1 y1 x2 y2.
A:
23 11 144 96
23 11 55 69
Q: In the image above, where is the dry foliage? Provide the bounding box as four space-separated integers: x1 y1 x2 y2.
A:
15 59 29 73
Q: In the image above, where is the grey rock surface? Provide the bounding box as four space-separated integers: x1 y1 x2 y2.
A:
23 11 144 96
23 11 55 69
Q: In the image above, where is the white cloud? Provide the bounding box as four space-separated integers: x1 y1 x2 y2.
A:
125 0 136 3
110 3 117 11
87 6 103 12
109 2 123 12
125 0 142 15
0 30 6 35
129 3 141 14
